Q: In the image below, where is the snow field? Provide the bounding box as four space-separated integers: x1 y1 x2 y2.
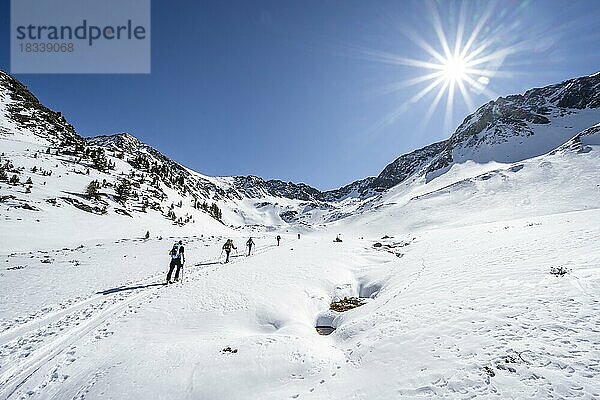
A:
2 207 598 398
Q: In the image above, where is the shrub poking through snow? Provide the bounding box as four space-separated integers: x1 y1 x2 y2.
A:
550 266 570 276
221 346 238 354
483 366 495 377
330 297 365 312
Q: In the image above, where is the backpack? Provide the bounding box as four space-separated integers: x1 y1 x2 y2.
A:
170 243 181 259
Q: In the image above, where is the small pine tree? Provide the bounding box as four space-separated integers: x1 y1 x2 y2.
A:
25 177 33 185
31 166 38 173
91 149 110 172
86 180 101 200
115 179 132 203
209 202 222 221
9 174 20 185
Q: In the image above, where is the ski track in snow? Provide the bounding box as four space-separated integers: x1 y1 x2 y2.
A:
0 239 281 400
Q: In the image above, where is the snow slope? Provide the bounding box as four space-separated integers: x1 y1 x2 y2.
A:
336 125 600 236
0 137 233 251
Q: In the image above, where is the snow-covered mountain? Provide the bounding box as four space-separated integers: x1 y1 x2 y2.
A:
0 69 337 247
331 72 600 199
1 69 599 247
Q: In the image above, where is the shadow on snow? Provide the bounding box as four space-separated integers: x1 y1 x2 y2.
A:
96 282 165 295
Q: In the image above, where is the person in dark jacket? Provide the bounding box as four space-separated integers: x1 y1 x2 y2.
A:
167 240 185 283
276 235 281 246
246 237 255 256
222 239 236 263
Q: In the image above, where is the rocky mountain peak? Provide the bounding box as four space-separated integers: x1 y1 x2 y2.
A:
372 72 600 190
87 133 144 153
0 70 80 145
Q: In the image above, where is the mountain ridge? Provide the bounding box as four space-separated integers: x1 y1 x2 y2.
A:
2 69 599 200
333 71 600 197
1 69 599 229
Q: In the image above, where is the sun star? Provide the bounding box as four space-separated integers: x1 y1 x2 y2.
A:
358 2 525 134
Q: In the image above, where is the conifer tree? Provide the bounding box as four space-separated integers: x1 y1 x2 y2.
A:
115 179 132 203
86 180 101 200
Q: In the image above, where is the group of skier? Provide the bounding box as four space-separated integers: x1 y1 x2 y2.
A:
166 234 299 284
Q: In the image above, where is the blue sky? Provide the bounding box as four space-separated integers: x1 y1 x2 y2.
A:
1 0 599 190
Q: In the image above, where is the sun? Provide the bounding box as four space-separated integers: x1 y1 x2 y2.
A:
442 55 468 83
355 2 523 134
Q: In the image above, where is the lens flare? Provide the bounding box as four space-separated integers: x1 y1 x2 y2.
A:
353 1 540 135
